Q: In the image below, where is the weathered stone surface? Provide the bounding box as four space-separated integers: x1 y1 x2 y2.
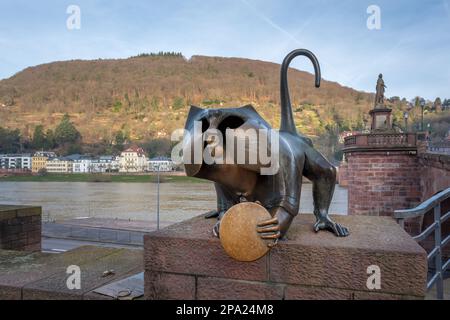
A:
23 248 142 300
145 272 195 300
338 162 349 187
144 214 427 300
144 218 268 282
0 246 116 299
284 285 421 300
269 215 427 297
0 246 143 300
418 153 450 201
344 151 422 216
0 205 42 252
197 277 284 300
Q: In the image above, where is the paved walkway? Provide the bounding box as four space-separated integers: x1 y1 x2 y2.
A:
42 217 176 246
42 237 142 253
0 245 143 299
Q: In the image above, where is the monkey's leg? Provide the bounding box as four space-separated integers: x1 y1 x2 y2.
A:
207 183 239 237
205 182 236 218
303 147 349 237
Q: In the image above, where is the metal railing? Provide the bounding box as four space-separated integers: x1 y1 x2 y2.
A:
394 187 450 299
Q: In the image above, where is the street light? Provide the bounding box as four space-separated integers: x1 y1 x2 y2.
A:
403 111 409 132
156 163 160 231
420 99 425 131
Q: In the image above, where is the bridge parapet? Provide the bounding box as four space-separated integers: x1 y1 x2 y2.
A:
344 132 418 151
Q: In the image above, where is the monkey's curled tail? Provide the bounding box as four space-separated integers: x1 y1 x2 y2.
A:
280 49 321 134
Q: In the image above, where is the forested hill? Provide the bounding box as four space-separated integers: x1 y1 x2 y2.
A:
0 53 447 158
0 53 374 142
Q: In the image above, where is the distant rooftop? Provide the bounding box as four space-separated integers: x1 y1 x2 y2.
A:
149 156 172 161
122 147 146 156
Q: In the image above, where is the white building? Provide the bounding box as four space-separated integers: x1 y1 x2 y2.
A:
0 154 32 170
46 157 73 173
148 156 174 172
34 151 57 158
119 147 148 173
72 156 93 173
90 156 119 173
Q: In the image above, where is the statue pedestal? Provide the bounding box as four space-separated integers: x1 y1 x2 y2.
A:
144 214 427 300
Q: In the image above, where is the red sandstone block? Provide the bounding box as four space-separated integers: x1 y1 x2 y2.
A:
27 231 41 245
6 218 22 225
284 285 420 300
22 243 41 252
1 233 26 243
269 216 427 297
145 272 195 300
2 225 22 234
145 215 427 300
16 207 41 218
19 216 33 224
22 222 40 232
285 285 352 300
197 277 284 300
3 240 28 251
144 220 268 282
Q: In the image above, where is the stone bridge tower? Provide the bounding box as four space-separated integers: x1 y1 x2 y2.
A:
341 75 425 217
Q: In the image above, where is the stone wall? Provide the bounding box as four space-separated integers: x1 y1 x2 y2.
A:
337 162 348 187
144 214 427 300
418 153 450 201
0 206 42 252
344 151 421 216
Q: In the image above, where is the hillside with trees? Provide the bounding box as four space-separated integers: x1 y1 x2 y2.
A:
0 52 448 159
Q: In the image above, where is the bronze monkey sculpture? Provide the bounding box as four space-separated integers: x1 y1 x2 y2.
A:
183 49 349 241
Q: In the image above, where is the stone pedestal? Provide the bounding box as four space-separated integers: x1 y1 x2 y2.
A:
369 108 392 131
144 214 427 300
0 205 42 252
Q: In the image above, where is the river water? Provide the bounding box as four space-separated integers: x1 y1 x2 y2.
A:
0 182 347 223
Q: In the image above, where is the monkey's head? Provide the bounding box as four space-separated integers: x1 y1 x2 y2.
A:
182 104 270 179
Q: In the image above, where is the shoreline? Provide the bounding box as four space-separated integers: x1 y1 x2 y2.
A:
0 173 205 183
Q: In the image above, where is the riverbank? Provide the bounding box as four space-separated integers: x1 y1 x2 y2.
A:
0 173 204 183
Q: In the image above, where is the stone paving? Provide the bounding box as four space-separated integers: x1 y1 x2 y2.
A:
0 245 143 300
42 217 174 246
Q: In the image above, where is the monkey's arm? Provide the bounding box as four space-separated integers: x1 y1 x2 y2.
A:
256 139 303 240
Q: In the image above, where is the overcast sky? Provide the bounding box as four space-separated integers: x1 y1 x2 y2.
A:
0 0 449 100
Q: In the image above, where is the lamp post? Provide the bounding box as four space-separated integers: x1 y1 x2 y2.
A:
420 99 425 131
156 163 160 231
403 111 409 132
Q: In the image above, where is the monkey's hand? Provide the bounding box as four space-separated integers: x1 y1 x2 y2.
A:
256 207 293 247
313 213 349 237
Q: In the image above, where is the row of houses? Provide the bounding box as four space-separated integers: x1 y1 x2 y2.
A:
0 147 175 173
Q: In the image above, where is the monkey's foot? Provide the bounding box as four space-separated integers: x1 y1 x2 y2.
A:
204 210 220 219
313 216 349 237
